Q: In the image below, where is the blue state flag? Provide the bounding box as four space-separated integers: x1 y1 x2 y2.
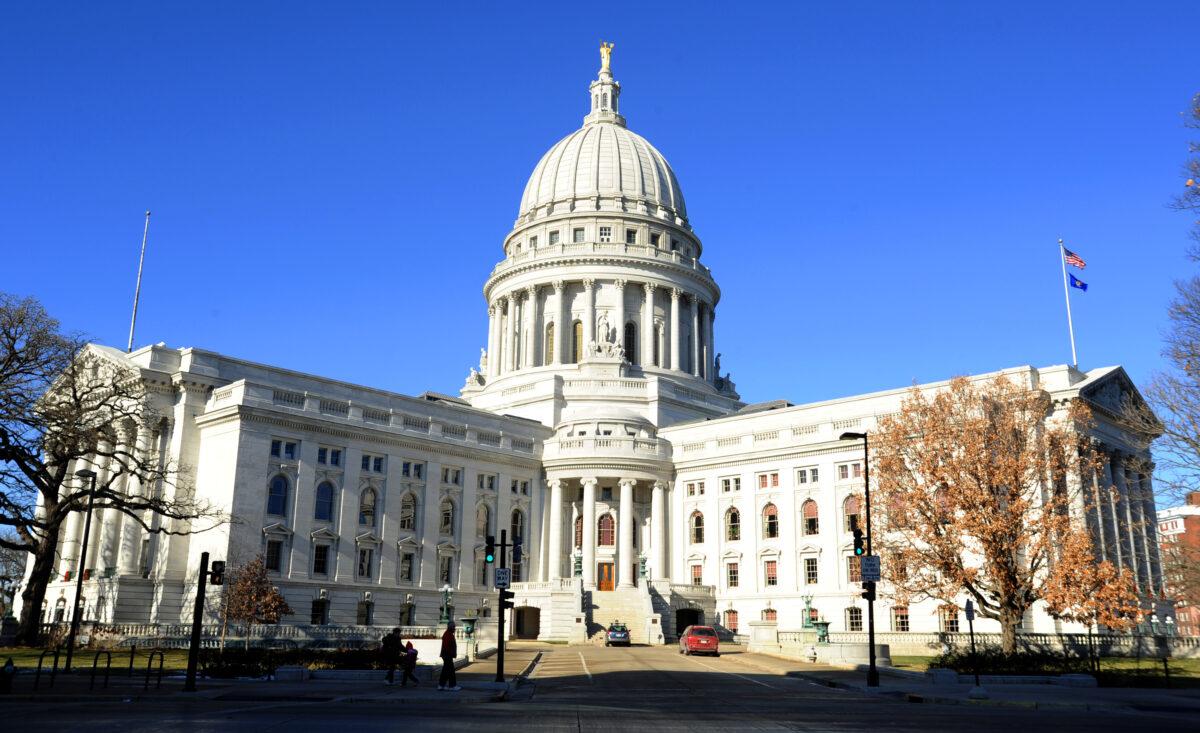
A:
1069 274 1088 292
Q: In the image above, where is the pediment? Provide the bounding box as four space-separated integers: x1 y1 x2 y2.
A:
355 531 381 545
686 551 705 563
262 522 293 538
796 543 822 555
437 540 460 553
1080 367 1157 430
396 536 420 550
721 549 742 561
309 527 339 541
758 546 781 558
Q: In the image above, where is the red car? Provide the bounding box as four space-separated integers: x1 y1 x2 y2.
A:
678 625 720 656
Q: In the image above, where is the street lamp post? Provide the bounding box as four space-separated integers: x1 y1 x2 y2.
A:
840 431 879 688
64 469 98 673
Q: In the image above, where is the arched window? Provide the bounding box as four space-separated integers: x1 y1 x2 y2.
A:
802 499 819 535
690 511 704 544
571 320 583 363
476 504 490 538
725 508 741 541
602 92 609 108
544 322 555 366
440 499 455 535
762 503 779 539
399 493 417 531
267 476 288 516
574 515 583 549
511 509 526 543
624 322 637 364
844 496 862 532
598 513 615 546
359 488 377 527
314 481 335 522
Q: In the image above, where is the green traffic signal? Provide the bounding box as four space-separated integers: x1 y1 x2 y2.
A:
485 535 496 564
852 527 865 556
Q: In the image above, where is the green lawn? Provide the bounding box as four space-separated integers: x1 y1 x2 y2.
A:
889 655 934 671
0 647 191 672
885 654 1200 688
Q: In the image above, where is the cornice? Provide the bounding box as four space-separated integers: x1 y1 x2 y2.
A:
484 253 719 304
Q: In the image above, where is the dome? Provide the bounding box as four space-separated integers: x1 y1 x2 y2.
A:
517 122 687 226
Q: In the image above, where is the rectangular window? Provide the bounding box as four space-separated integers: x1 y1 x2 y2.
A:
762 608 777 622
310 599 328 625
625 229 637 244
330 449 341 467
687 482 696 497
373 456 384 473
312 545 330 575
271 440 281 457
893 606 910 632
939 606 960 633
796 467 818 484
764 560 778 587
362 455 371 471
721 477 740 493
839 462 861 480
284 442 296 460
847 607 863 632
400 553 414 582
848 556 862 583
549 230 560 245
725 610 739 633
440 556 453 584
697 481 705 495
572 227 585 243
529 235 538 248
317 447 327 464
691 564 703 586
357 601 373 625
727 562 739 588
442 467 462 485
804 557 819 584
357 548 373 579
266 540 283 572
838 464 848 480
512 479 521 494
650 232 661 247
670 238 680 252
521 481 530 495
756 472 779 489
598 226 612 242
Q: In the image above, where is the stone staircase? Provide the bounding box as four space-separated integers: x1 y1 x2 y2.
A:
586 584 661 645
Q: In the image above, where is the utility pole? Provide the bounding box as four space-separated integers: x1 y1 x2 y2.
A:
496 529 507 683
183 552 209 692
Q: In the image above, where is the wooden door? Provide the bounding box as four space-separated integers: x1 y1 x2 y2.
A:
598 563 614 591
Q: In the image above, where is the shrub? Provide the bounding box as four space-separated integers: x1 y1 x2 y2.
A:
931 648 1092 676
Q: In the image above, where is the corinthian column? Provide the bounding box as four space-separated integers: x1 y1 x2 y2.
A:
506 293 518 372
582 477 597 588
690 296 700 376
618 479 636 588
582 279 596 356
552 281 565 365
642 283 656 367
705 305 716 382
523 286 538 368
486 305 498 378
651 480 666 580
548 479 564 579
118 425 154 575
669 288 681 371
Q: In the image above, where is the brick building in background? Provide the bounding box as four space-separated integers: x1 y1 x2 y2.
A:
1158 492 1200 636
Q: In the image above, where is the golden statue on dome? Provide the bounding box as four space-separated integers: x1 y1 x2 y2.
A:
600 41 614 73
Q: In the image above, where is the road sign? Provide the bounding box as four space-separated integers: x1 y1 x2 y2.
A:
494 567 511 589
964 599 975 621
859 555 881 583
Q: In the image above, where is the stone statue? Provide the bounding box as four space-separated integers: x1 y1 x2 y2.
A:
600 42 613 72
714 352 722 374
479 348 488 371
464 367 484 387
597 312 612 343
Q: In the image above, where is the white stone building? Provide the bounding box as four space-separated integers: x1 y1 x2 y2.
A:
20 47 1166 643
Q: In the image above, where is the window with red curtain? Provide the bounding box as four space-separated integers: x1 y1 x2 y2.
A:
762 503 779 539
762 608 777 621
691 564 703 585
802 499 819 535
725 610 739 632
598 514 615 546
844 495 862 532
764 559 778 586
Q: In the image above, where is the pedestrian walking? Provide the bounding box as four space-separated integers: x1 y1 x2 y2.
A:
381 627 403 685
438 621 461 691
401 641 420 687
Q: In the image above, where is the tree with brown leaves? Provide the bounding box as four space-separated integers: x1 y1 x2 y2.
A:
219 556 293 649
0 292 221 644
872 375 1140 654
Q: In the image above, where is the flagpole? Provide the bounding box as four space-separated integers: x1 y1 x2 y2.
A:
127 210 151 353
1058 237 1078 368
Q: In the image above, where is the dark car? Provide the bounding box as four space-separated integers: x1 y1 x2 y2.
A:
678 625 720 656
605 622 631 647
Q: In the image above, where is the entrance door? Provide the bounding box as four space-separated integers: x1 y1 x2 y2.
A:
597 563 615 591
676 608 702 636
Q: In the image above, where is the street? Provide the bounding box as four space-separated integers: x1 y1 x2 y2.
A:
7 644 1192 731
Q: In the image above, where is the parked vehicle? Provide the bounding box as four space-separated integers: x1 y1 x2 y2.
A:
678 625 720 656
605 622 631 647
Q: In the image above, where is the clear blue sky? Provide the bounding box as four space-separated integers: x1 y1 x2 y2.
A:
3 2 1197 406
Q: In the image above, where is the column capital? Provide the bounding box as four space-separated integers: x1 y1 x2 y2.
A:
582 278 595 291
525 285 538 298
618 478 637 488
613 278 627 290
581 477 599 488
653 480 669 491
488 305 496 316
669 287 681 301
643 281 657 295
552 280 566 292
505 292 517 305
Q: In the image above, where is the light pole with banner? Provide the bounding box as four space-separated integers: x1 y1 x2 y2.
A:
839 431 879 688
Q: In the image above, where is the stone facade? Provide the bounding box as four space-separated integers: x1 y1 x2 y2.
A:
17 47 1171 642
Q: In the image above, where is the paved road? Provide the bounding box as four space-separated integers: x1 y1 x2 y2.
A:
6 643 1190 731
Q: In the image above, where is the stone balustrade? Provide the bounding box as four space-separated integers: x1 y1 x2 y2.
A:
489 241 713 280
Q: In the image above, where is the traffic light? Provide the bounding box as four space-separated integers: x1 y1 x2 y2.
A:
852 527 865 556
485 535 495 564
499 588 515 611
210 560 226 586
861 580 876 602
512 538 522 565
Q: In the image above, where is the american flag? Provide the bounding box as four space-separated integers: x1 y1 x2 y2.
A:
1063 247 1086 269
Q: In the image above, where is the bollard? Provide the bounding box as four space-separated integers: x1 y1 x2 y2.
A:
0 657 14 694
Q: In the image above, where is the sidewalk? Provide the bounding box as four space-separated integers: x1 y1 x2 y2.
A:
730 650 1200 715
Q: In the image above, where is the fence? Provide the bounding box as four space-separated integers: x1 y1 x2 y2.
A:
42 621 484 650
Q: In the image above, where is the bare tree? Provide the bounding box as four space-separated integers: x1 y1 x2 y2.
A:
0 532 22 618
872 375 1140 654
1177 92 1200 252
219 556 293 649
0 292 221 644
